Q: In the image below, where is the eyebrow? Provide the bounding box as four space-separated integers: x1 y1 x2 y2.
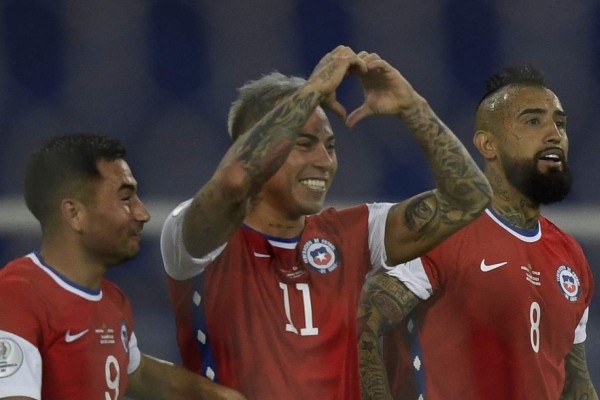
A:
118 182 137 192
298 132 335 141
518 108 567 118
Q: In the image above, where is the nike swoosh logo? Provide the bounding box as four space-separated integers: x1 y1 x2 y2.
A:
253 252 271 258
65 329 90 343
480 260 508 272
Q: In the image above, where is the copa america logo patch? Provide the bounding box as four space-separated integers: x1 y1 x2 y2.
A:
556 265 581 302
301 238 340 274
0 338 23 378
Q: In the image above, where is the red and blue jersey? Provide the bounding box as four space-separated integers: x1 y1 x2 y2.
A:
0 252 141 400
161 200 393 399
384 209 594 400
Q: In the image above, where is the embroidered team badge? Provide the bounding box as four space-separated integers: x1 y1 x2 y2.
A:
301 238 340 274
556 265 581 302
0 338 23 378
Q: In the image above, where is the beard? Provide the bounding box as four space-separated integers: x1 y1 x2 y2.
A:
503 153 572 205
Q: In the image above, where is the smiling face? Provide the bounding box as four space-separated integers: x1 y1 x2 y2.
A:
257 107 338 220
79 158 150 266
478 85 572 204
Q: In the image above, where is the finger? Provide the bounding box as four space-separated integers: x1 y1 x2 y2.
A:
359 52 381 64
346 105 372 128
366 58 389 71
349 57 368 75
326 101 348 120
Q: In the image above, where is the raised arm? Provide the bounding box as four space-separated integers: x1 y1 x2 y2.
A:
126 354 247 400
560 342 598 400
182 45 367 257
348 52 492 264
357 272 419 400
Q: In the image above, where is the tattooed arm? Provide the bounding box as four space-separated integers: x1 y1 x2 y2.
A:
181 46 367 257
358 272 420 400
560 343 598 400
347 52 492 264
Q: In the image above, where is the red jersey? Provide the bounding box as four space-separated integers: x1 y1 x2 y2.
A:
161 201 392 399
0 253 141 400
384 209 594 400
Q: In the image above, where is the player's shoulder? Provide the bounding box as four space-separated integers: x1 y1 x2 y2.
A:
539 214 581 246
0 255 38 285
0 256 46 312
313 203 369 222
100 278 130 305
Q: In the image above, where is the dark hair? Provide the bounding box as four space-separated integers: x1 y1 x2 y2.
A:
24 133 126 227
478 64 546 106
227 72 306 141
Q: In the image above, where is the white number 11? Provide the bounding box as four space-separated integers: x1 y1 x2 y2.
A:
279 282 319 336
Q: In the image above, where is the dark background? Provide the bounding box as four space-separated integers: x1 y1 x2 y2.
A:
0 0 598 389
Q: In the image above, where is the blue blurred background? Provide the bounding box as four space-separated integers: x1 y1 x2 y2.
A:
0 0 599 390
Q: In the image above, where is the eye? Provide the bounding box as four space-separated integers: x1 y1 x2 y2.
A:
296 139 313 150
527 118 540 125
120 192 134 202
555 120 566 129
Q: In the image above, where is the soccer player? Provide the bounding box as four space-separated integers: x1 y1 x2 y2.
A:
160 46 492 399
0 134 245 400
358 65 598 400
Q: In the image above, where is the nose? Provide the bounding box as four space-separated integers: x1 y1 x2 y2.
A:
545 122 565 144
312 144 336 170
134 198 151 223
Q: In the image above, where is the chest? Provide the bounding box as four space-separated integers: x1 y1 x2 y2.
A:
40 295 132 399
427 231 588 351
199 227 372 340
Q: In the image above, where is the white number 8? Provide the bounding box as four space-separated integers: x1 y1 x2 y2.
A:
530 302 541 353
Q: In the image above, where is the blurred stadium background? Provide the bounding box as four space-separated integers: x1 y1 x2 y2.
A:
0 0 598 389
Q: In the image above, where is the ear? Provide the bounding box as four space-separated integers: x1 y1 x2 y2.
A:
473 130 497 160
61 198 85 232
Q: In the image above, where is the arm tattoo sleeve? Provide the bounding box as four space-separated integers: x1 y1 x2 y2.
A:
236 92 317 194
561 343 599 400
358 273 420 400
402 102 491 228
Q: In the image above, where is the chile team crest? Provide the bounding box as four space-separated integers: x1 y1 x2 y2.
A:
301 238 340 274
120 321 130 354
556 265 581 302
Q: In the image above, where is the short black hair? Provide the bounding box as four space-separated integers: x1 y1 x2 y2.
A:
478 64 546 106
24 133 126 228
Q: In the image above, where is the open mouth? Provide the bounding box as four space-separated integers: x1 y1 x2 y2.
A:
299 179 327 191
537 149 564 170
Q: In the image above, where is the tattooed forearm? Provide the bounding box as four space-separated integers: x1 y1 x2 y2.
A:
358 273 419 400
560 343 599 400
401 101 492 225
235 91 318 192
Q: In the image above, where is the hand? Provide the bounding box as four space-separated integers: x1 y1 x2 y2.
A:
305 45 367 119
346 52 423 127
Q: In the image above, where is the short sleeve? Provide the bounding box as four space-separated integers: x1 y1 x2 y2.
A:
366 202 394 269
573 307 589 344
0 330 42 399
160 199 226 280
127 332 142 374
385 258 433 300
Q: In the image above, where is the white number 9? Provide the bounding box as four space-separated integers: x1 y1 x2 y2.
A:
105 355 120 400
